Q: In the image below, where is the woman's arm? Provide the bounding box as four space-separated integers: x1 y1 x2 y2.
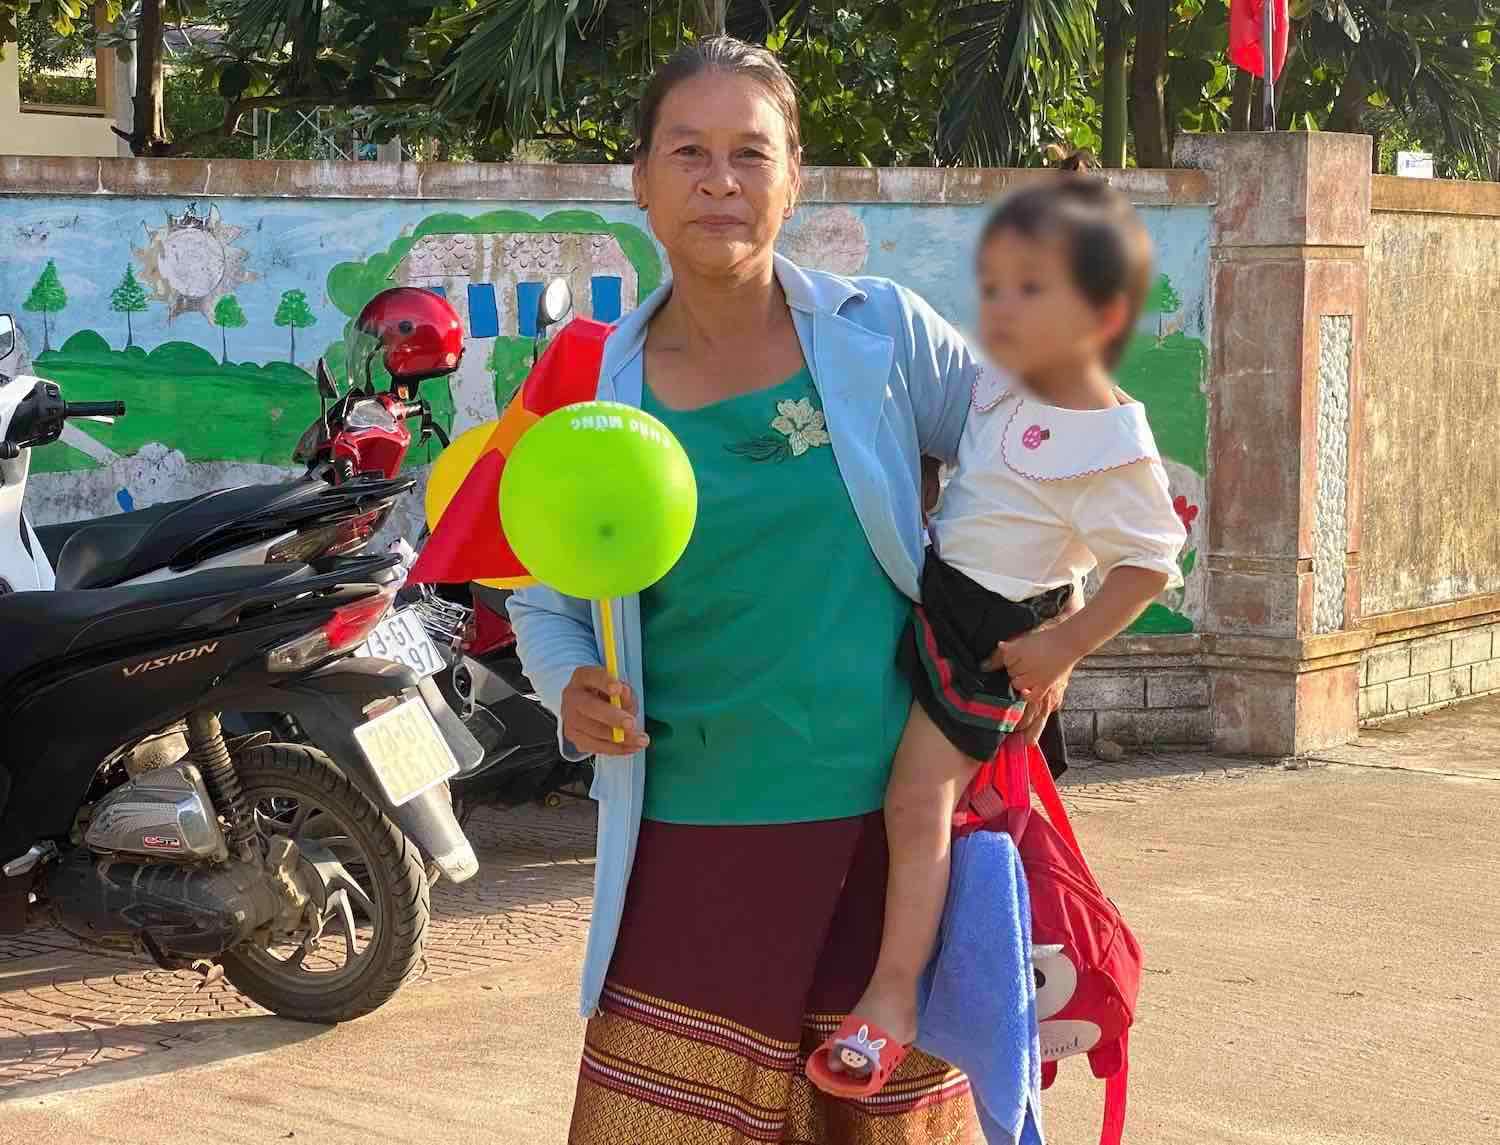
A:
894 285 977 466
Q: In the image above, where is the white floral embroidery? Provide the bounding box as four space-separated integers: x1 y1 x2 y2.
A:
770 397 831 457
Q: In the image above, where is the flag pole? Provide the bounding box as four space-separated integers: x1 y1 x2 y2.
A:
1262 0 1277 130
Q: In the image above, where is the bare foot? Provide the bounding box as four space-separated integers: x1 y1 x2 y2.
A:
846 977 919 1055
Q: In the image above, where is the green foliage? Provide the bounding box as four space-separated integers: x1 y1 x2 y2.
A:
213 294 249 367
939 0 1098 165
489 336 534 409
58 329 111 357
274 288 316 362
1116 331 1208 476
23 260 68 315
769 4 947 167
273 289 316 329
110 265 150 347
1132 602 1195 634
110 267 149 315
11 0 1498 177
22 259 68 352
213 294 248 329
148 340 221 371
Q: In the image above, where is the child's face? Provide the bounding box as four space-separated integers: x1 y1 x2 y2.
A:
977 228 1124 383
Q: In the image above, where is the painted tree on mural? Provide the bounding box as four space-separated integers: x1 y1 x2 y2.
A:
110 267 150 348
1146 273 1182 340
273 290 316 364
22 260 68 354
212 295 248 365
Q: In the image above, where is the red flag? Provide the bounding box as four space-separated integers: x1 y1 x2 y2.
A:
1229 0 1289 81
406 316 614 587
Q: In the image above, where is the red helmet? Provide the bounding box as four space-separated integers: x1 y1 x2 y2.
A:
352 287 464 387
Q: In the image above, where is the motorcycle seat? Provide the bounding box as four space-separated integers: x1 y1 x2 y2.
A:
35 497 188 564
0 564 308 691
47 480 327 590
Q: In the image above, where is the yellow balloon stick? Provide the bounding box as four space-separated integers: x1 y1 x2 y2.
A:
599 597 625 745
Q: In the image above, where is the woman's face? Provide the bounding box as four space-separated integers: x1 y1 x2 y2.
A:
635 72 800 279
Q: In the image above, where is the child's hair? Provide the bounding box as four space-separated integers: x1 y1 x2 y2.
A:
979 177 1153 367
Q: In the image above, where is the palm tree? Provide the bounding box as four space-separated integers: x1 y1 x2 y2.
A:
435 0 1098 168
937 0 1098 166
1300 0 1500 178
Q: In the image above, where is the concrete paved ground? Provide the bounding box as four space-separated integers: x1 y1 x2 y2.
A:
3 698 1498 1144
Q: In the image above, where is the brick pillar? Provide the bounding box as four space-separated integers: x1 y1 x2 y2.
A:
1176 133 1373 756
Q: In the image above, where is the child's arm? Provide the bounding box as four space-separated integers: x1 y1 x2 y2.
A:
996 565 1169 699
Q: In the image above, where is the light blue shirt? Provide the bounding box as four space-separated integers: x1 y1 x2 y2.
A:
507 254 977 1016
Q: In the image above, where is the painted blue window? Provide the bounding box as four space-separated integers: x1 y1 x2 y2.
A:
467 283 499 338
427 285 447 298
516 281 544 337
591 275 623 323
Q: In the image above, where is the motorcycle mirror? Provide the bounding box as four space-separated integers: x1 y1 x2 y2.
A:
537 277 572 333
315 358 340 400
0 314 15 361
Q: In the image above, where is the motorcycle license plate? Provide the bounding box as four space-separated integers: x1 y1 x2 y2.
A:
352 697 460 807
357 608 445 679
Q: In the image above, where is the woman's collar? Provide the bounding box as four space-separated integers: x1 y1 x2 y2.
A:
600 254 868 385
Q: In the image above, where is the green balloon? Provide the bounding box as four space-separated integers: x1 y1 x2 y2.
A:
499 401 698 599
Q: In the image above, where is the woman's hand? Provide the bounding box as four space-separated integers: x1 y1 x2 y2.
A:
561 666 648 757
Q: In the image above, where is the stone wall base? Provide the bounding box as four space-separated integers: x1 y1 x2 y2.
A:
1065 636 1212 751
1359 602 1500 725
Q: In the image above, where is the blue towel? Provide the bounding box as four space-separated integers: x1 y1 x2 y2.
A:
917 829 1045 1145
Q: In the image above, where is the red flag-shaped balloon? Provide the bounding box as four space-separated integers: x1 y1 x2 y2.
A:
406 316 613 587
1229 0 1289 81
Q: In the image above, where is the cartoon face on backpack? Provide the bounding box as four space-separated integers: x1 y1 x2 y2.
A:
1033 943 1103 1061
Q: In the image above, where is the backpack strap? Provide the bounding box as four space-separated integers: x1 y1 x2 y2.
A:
999 734 1087 860
1100 1030 1129 1145
1024 739 1085 861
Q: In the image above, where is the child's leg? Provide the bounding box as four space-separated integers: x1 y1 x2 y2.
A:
846 702 980 1051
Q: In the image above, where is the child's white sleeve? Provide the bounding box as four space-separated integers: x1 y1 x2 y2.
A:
1071 461 1188 589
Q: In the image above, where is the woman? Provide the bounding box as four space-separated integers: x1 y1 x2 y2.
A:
509 37 1067 1144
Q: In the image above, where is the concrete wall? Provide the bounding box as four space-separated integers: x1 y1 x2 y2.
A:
1363 180 1500 615
1355 177 1500 725
0 157 1215 651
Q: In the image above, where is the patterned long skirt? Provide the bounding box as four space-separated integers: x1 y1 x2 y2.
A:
568 813 980 1145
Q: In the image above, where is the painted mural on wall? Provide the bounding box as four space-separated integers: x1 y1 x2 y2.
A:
0 194 1208 630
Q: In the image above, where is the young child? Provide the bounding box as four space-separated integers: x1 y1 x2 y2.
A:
807 178 1187 1096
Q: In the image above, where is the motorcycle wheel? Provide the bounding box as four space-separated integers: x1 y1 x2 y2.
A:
219 744 429 1024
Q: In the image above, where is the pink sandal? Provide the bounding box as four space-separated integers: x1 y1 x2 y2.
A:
804 1015 912 1098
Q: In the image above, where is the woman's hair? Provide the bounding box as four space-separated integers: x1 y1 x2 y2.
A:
980 178 1153 367
635 35 802 161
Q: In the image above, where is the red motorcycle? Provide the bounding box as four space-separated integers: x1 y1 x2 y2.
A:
293 287 456 484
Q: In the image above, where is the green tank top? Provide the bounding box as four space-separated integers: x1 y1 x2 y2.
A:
639 368 912 825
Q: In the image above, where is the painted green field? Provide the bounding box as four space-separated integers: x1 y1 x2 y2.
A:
34 331 453 471
1117 332 1208 476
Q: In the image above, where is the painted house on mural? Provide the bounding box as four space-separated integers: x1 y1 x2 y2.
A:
389 229 638 431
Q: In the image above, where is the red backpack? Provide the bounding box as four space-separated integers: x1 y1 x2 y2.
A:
954 734 1142 1145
